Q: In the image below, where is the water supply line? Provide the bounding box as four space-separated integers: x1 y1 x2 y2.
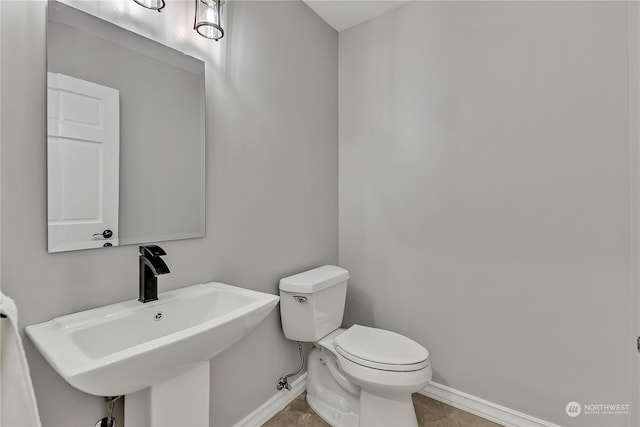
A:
94 395 122 427
277 342 304 391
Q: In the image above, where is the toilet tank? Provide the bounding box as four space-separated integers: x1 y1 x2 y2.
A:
279 265 349 342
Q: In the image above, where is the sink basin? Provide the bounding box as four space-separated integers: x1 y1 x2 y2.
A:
26 282 279 396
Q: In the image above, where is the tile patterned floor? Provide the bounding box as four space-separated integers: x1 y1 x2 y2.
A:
263 392 503 427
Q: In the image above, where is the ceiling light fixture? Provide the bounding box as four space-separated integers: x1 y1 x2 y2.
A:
133 0 165 12
194 0 224 41
132 0 225 41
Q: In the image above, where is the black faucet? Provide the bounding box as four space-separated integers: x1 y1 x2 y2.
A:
139 244 170 303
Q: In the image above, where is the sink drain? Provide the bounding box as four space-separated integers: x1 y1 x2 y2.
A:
154 311 163 321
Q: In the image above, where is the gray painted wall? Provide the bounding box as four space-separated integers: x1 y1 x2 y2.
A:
339 2 635 426
1 0 337 426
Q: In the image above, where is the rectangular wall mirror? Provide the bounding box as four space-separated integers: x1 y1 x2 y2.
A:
47 1 206 253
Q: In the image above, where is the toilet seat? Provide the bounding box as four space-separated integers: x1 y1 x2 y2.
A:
335 325 429 372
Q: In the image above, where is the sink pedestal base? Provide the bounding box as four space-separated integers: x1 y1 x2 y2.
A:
124 362 210 426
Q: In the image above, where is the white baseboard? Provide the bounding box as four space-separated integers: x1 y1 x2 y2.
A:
420 382 560 427
234 374 559 427
233 373 307 427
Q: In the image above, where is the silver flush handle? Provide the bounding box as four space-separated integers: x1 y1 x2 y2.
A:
293 295 307 303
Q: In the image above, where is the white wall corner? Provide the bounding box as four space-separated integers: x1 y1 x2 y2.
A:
232 373 307 427
421 382 561 427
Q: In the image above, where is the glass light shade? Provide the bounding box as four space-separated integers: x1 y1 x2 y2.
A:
194 0 224 41
133 0 165 12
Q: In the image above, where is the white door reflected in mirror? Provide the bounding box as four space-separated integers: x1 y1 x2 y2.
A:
47 72 120 252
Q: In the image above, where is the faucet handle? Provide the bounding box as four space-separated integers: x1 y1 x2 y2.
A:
140 244 167 257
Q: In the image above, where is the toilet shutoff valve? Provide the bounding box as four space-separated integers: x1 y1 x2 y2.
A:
277 377 291 391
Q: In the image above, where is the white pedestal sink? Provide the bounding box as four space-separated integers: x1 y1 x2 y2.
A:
26 282 280 426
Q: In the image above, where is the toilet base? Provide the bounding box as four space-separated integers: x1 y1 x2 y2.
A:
359 390 418 427
306 344 421 427
307 392 359 427
308 390 418 427
307 347 359 427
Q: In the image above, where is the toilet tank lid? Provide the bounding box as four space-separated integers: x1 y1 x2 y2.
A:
279 265 350 293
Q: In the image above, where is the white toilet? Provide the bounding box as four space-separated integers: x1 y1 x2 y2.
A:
279 265 432 427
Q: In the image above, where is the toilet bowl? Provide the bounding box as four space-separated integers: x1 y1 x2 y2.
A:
335 325 431 393
279 266 432 427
